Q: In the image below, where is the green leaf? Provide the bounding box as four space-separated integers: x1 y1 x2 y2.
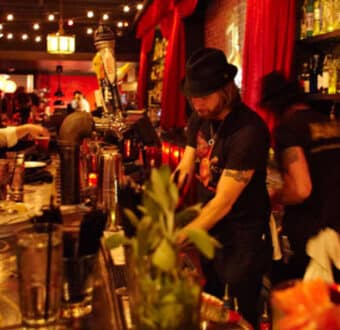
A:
123 208 139 227
105 233 129 250
175 204 202 227
185 228 222 259
152 238 176 272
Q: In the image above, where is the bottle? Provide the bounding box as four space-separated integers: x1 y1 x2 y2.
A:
321 54 331 94
259 301 271 330
222 283 232 310
300 0 308 39
300 62 311 93
306 0 314 37
313 0 321 35
309 54 320 94
10 153 25 202
328 55 337 95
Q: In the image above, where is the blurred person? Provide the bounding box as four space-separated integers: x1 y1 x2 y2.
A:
13 92 31 124
259 71 340 283
174 48 272 328
0 123 49 148
71 90 90 113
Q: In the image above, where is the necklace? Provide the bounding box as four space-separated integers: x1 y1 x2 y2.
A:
208 120 224 146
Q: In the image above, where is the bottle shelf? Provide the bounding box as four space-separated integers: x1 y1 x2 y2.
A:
298 29 340 44
307 93 340 102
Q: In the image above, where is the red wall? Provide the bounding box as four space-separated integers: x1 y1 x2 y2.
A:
36 74 99 111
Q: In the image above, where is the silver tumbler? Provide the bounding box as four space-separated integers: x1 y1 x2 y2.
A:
97 146 122 229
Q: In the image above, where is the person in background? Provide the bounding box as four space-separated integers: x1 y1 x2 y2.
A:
259 71 340 283
71 90 90 113
0 123 49 148
174 48 272 328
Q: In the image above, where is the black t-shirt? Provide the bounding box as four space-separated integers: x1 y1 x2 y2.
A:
186 102 270 237
275 109 340 246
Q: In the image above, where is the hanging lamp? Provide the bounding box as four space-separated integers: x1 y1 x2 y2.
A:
47 0 75 54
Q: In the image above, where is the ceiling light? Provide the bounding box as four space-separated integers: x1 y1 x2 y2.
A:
7 33 13 40
7 14 14 21
124 22 129 27
22 34 28 40
123 5 130 13
0 33 3 39
117 21 123 28
0 24 3 30
67 19 74 26
102 13 109 21
136 3 144 11
87 11 94 18
33 23 40 30
35 36 42 42
48 14 55 21
86 27 93 35
47 0 75 54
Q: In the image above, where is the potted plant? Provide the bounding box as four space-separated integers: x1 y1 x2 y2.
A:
106 166 220 330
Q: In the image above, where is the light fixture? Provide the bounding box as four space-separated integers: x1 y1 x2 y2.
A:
47 0 75 54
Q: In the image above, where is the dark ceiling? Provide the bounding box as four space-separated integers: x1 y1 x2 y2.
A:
0 0 144 73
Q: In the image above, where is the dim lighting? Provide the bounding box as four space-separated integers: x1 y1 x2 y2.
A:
0 24 3 30
22 34 28 40
102 13 109 21
7 14 14 21
67 19 74 26
117 21 123 28
86 27 93 35
7 33 13 40
124 21 129 27
35 36 42 42
136 3 144 11
87 11 94 18
33 23 40 30
48 14 55 21
123 5 130 13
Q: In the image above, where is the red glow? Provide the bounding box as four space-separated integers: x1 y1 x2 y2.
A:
88 173 98 187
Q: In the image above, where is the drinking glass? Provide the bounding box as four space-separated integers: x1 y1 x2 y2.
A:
16 223 63 326
35 136 50 153
61 253 98 318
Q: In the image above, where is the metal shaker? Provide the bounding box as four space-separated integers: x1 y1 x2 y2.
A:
97 146 122 230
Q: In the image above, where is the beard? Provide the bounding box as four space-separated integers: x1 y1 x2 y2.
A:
195 96 225 119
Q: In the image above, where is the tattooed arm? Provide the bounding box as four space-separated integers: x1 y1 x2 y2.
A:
277 146 312 205
178 168 254 237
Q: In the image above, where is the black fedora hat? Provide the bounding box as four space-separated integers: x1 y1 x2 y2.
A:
181 48 238 97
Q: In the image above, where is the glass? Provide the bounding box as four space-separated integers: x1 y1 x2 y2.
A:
16 223 63 327
61 253 98 319
35 136 50 153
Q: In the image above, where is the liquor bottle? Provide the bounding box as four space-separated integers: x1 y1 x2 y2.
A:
306 0 314 37
300 0 308 39
259 301 271 330
313 0 321 35
300 62 311 93
328 55 337 95
310 54 320 94
321 54 330 94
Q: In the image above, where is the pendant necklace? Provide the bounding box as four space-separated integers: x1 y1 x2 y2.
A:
208 120 224 147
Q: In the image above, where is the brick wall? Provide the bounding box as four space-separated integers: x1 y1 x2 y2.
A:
204 0 247 86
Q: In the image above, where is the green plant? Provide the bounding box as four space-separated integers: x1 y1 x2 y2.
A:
106 166 220 330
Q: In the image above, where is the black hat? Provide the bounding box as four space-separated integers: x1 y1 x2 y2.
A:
181 48 238 97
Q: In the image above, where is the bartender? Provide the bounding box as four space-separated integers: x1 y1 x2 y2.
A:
174 48 272 328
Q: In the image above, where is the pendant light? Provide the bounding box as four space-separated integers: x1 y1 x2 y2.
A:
47 0 75 54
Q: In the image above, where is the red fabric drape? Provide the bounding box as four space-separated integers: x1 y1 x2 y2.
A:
242 0 296 131
136 0 197 130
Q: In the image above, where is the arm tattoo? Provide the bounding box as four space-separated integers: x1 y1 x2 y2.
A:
282 147 299 170
224 169 251 184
